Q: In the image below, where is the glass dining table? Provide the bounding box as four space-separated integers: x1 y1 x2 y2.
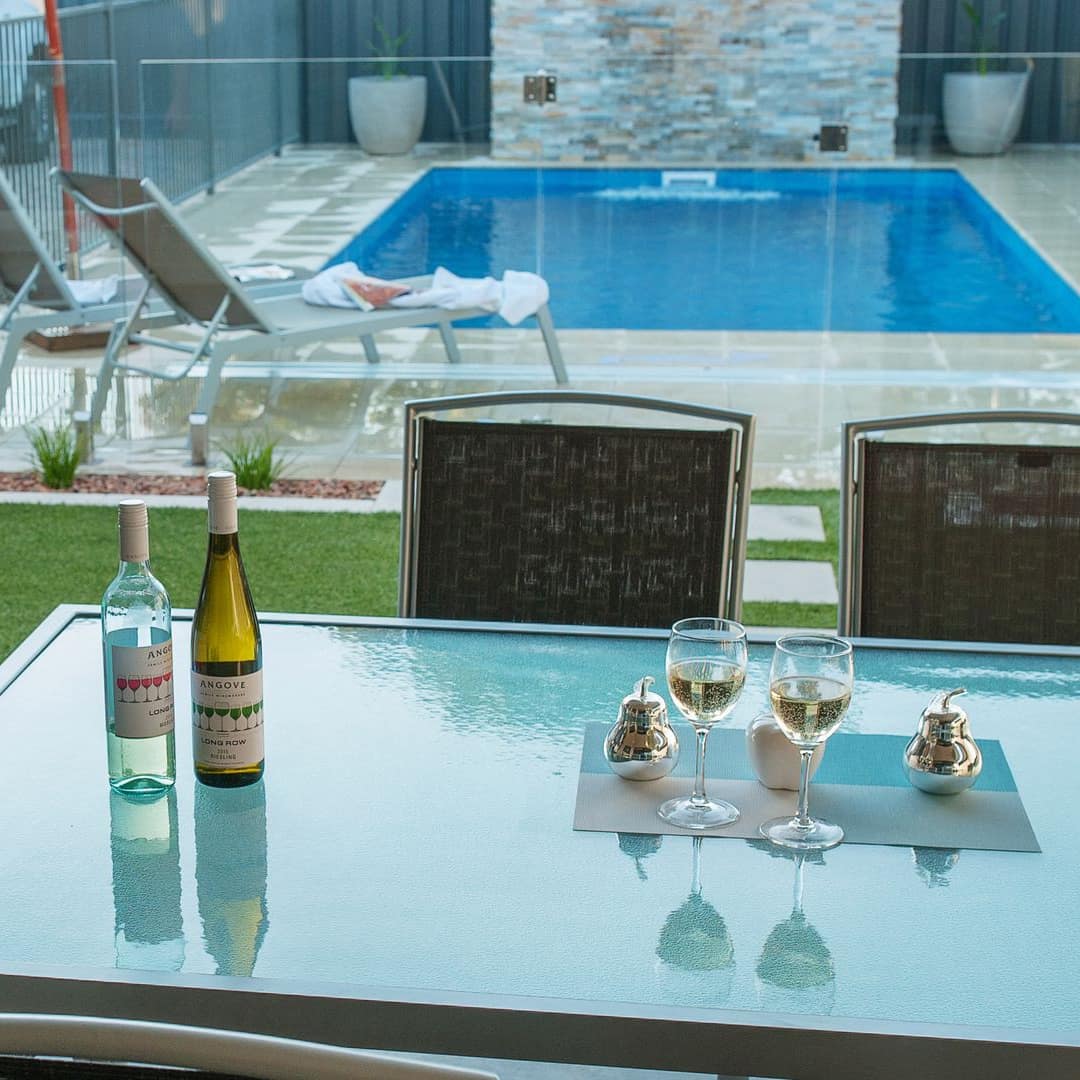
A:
0 605 1078 1079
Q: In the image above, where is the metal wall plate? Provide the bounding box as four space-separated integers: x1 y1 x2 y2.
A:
815 124 849 152
523 72 557 105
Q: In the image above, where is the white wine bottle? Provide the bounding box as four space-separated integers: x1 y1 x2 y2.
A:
101 499 176 795
191 471 264 787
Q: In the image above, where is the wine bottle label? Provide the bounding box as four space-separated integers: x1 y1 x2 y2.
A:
191 670 264 768
110 640 175 739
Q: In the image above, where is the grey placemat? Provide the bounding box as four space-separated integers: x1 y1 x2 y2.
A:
573 724 1040 852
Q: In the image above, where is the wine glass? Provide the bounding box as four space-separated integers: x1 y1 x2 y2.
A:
657 618 748 830
760 634 853 852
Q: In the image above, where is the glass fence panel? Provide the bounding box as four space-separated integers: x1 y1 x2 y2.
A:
3 48 1077 483
0 58 128 434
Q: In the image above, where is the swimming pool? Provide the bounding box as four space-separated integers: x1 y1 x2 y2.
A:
329 168 1080 334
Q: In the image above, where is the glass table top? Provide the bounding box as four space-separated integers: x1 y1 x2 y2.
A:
1 613 1078 1044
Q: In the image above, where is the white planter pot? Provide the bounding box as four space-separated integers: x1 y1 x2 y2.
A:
347 75 427 156
943 69 1030 155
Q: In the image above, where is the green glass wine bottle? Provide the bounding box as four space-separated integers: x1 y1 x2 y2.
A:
191 471 264 787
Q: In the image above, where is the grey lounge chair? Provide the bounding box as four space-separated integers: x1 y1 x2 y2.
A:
0 168 178 419
54 170 568 423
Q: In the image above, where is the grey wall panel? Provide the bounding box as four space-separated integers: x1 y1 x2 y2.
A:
302 0 490 145
899 0 1080 147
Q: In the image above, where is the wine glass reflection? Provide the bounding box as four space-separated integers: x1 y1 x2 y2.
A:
655 837 735 1005
754 849 835 1015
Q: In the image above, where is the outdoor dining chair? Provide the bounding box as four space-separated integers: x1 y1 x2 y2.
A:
399 390 755 628
839 409 1080 645
0 168 179 420
52 170 567 426
0 1013 499 1078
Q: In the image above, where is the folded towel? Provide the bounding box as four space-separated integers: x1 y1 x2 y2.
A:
301 262 549 326
66 275 119 305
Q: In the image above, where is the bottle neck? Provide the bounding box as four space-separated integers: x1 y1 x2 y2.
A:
208 493 238 535
117 557 152 576
207 531 241 557
119 525 149 566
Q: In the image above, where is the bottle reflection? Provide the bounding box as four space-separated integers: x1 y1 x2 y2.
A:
912 846 960 888
655 837 735 1003
109 789 184 972
194 779 269 976
755 851 835 1014
617 832 663 882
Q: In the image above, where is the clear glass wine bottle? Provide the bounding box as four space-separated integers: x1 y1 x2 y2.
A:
101 499 176 796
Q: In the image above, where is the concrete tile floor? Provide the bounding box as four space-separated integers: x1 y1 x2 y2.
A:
1 144 1079 490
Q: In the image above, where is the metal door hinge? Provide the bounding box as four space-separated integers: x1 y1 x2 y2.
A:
523 72 557 105
813 124 849 152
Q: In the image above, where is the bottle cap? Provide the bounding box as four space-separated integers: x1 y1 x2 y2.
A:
207 471 238 534
118 498 149 563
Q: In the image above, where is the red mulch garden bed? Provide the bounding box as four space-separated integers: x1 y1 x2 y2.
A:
0 472 382 499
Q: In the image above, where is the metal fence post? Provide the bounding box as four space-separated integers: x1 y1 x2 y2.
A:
73 409 96 464
189 411 209 467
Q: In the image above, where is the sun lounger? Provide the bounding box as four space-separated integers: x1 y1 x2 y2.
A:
53 170 568 422
0 168 179 419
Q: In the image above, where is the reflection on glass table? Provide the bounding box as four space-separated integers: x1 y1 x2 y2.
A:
754 848 835 1016
194 779 269 978
655 837 735 1005
109 789 183 972
617 832 663 882
912 846 961 889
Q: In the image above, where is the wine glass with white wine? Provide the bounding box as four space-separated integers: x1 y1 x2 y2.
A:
657 618 748 830
760 635 854 852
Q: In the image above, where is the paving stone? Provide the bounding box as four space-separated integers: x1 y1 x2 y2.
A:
744 559 838 605
748 504 825 542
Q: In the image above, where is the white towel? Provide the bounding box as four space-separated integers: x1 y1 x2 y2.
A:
301 262 549 326
390 266 549 326
66 275 119 305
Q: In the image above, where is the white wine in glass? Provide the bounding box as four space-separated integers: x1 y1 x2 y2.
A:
760 635 854 852
658 618 748 830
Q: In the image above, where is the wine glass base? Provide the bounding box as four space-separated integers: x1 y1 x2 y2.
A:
658 796 740 830
760 815 843 851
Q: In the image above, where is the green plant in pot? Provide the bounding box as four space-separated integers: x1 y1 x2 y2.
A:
347 17 428 156
943 1 1032 155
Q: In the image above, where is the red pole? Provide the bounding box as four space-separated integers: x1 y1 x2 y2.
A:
43 0 79 272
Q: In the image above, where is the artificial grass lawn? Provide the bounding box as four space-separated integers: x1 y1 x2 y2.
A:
0 488 840 663
0 505 400 662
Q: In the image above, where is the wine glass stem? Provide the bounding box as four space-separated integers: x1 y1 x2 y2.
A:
690 727 710 807
795 748 814 828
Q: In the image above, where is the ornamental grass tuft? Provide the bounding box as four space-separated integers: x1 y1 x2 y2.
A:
218 433 287 491
28 424 80 489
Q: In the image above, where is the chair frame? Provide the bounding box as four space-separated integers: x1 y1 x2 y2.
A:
0 169 177 419
399 389 755 624
0 1013 498 1079
838 408 1080 638
52 170 567 424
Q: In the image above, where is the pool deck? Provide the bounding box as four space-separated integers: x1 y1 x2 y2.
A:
1 145 1079 490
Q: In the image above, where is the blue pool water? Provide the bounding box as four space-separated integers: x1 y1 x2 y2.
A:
328 168 1080 333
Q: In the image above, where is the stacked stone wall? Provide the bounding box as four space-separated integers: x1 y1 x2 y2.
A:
492 0 902 161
